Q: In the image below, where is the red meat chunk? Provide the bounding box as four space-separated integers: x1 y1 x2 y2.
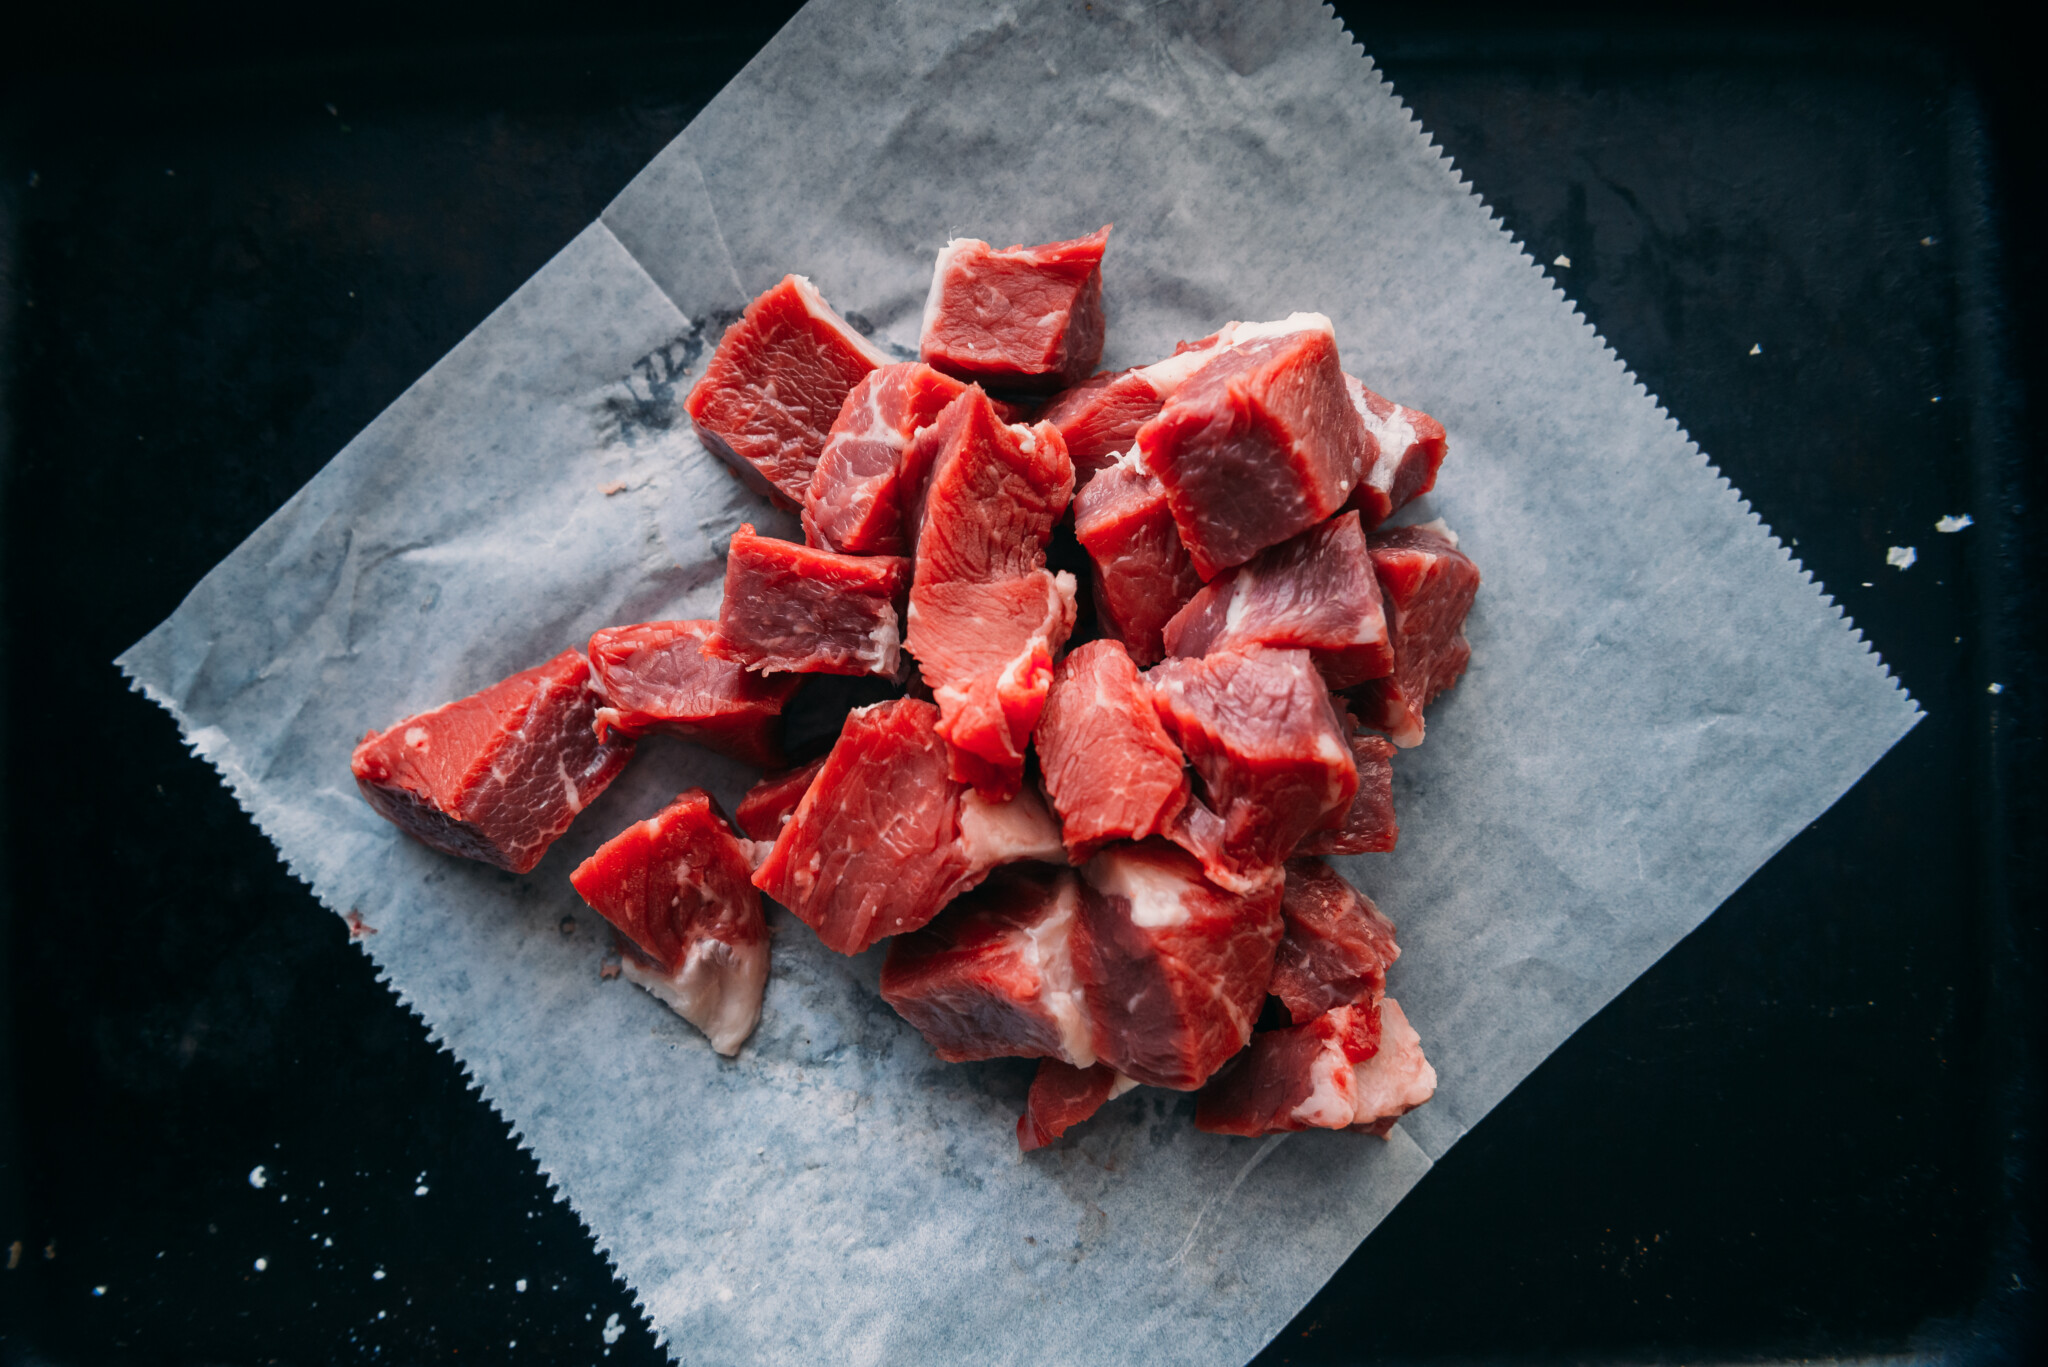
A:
733 756 828 843
918 226 1111 393
878 863 1093 1065
1269 857 1401 1024
1351 522 1482 747
1194 998 1435 1137
908 572 1077 799
1033 640 1189 861
1161 510 1391 689
710 525 911 679
908 387 1074 585
683 274 890 505
585 619 798 765
1071 450 1204 666
1072 840 1283 1091
1135 315 1366 579
752 698 1063 954
1343 374 1448 529
351 650 632 874
570 790 767 1055
802 362 967 555
1017 1060 1136 1152
1146 646 1358 894
1037 344 1224 483
1296 732 1398 856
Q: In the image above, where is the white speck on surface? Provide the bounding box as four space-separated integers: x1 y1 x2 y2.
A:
377 1310 386 1320
718 1286 736 1303
248 1165 268 1189
1936 514 1973 532
1931 395 1942 403
254 1258 268 1272
1887 546 1917 570
1989 682 2004 695
93 1285 106 1297
323 1238 332 1247
414 1185 430 1196
1553 254 1570 268
1862 582 1874 588
1749 343 1762 355
1922 235 1936 245
602 1312 625 1344
372 1269 386 1281
516 1278 527 1292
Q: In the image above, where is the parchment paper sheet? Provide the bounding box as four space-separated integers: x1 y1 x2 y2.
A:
118 2 1921 1363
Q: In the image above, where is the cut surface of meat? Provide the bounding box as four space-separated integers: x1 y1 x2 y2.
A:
683 274 889 504
1343 374 1448 529
1072 840 1284 1091
1351 522 1482 747
878 863 1093 1065
752 698 1058 954
570 789 768 1056
351 650 632 874
919 226 1111 392
1037 345 1223 482
909 387 1074 585
1161 510 1391 689
1193 998 1380 1136
1033 639 1188 860
1071 449 1204 666
733 755 829 842
1296 732 1398 856
1269 856 1401 1024
586 619 798 765
710 524 911 679
802 362 968 555
1135 315 1365 578
908 571 1077 799
1146 646 1358 893
1017 1060 1138 1152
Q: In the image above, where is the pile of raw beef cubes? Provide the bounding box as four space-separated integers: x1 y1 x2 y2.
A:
350 226 1478 1147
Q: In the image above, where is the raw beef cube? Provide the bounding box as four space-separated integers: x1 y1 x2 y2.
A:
1147 646 1358 893
1269 856 1400 1024
1037 345 1224 481
1344 374 1448 529
910 387 1074 585
1017 1061 1138 1152
1194 998 1435 1137
878 863 1093 1065
586 619 798 765
710 524 911 679
570 790 767 1056
1071 840 1284 1090
684 274 890 505
1351 522 1481 747
351 650 632 875
907 571 1078 799
734 756 828 843
1296 732 1398 856
802 362 968 555
919 226 1111 393
1161 510 1392 689
752 698 1063 954
1071 450 1204 666
1136 315 1366 579
1034 640 1189 860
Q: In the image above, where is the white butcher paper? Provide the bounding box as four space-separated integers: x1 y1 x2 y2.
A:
117 1 1921 1363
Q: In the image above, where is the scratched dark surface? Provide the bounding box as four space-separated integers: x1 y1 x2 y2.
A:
0 5 2040 1364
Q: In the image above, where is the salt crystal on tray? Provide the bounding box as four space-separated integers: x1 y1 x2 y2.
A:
116 1 1919 1363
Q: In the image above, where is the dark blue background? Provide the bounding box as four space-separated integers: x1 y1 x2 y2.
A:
2 4 2040 1362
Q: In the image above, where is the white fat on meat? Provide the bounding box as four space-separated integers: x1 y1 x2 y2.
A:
1291 1033 1361 1130
620 934 768 1057
1083 846 1198 929
1407 518 1459 548
918 240 978 355
1348 997 1437 1128
1210 312 1335 349
957 786 1067 869
1016 873 1095 1067
789 273 891 370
